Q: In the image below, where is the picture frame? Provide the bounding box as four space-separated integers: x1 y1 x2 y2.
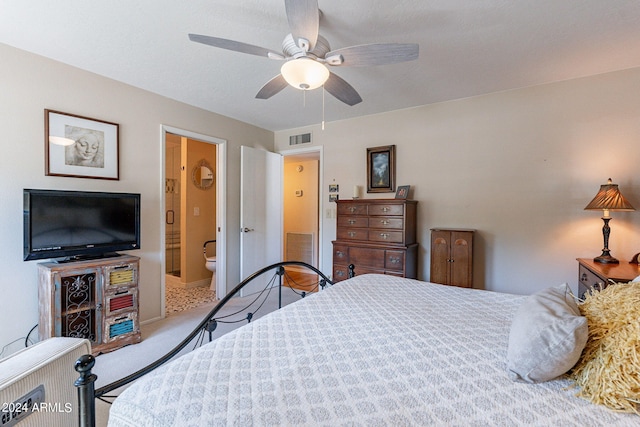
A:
329 194 339 203
367 144 395 193
395 185 410 199
45 109 119 180
329 184 339 193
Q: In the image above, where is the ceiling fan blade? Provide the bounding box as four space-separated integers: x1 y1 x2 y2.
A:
284 0 319 51
324 72 362 106
255 74 289 99
326 43 419 67
188 33 285 59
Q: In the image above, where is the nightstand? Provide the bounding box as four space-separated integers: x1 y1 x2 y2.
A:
577 258 640 298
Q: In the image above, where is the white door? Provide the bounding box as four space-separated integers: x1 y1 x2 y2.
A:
240 146 283 295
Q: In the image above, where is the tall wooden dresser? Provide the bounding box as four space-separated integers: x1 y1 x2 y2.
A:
332 199 418 282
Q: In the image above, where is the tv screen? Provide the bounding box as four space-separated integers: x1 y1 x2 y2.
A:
24 189 141 261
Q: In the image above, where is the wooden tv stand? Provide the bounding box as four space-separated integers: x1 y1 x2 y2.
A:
38 255 141 355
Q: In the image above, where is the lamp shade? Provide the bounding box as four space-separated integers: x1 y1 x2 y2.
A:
281 58 329 90
584 178 635 215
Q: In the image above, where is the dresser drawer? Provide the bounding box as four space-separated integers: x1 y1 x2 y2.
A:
104 287 138 317
368 230 404 244
579 264 607 293
338 203 367 216
368 204 404 216
333 244 349 263
385 250 405 271
349 247 385 269
351 266 385 276
333 264 350 282
368 217 403 229
337 228 369 241
338 216 368 228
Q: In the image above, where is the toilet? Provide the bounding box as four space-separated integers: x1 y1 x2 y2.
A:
203 240 216 289
205 255 216 288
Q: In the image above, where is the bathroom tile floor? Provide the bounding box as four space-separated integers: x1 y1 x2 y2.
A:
165 284 217 316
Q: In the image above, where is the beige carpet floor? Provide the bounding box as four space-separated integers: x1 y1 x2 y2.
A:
93 286 304 426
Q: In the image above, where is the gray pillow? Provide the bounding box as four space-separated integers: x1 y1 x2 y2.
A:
507 283 588 383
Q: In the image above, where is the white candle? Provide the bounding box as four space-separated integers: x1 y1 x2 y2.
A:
353 185 360 198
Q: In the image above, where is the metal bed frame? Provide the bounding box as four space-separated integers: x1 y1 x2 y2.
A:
72 261 353 427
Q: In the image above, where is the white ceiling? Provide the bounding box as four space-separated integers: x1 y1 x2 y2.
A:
2 0 640 131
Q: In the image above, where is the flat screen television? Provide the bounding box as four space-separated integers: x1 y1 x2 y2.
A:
23 189 141 261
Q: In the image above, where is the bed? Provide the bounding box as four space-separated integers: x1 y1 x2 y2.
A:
105 273 637 426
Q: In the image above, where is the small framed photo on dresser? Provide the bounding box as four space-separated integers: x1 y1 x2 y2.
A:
395 185 410 199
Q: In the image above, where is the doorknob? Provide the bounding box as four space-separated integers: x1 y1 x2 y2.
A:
242 227 254 232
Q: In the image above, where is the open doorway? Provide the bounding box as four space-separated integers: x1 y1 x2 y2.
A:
281 147 323 291
161 126 227 316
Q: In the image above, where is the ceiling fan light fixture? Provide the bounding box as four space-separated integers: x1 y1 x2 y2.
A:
281 58 329 90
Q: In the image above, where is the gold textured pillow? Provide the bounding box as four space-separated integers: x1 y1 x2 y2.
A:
569 282 640 413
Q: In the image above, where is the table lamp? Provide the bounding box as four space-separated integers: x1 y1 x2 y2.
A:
584 178 635 264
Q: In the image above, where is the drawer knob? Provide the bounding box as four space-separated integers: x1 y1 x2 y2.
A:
336 271 345 277
348 219 356 224
380 220 389 225
380 233 389 239
580 273 588 282
348 231 356 237
390 257 400 264
336 251 344 257
382 207 390 212
349 207 357 213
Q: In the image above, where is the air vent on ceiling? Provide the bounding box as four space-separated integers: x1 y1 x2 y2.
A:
289 132 311 145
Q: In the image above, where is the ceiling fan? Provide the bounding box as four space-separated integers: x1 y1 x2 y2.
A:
188 0 419 106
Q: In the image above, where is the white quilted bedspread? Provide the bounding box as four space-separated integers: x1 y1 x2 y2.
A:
108 275 637 426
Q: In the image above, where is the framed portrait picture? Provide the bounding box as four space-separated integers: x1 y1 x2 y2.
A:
329 184 339 193
329 194 339 203
367 144 395 193
45 109 119 180
395 185 410 199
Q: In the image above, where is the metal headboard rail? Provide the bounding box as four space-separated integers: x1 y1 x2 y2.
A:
73 260 334 427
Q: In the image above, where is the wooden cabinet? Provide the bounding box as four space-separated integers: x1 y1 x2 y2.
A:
577 258 640 298
38 255 141 355
430 228 474 288
333 199 418 282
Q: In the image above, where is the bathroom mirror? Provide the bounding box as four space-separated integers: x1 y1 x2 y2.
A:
192 159 214 190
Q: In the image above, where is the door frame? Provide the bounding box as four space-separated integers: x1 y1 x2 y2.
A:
278 145 324 274
160 125 228 314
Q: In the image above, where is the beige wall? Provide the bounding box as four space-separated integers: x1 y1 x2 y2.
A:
4 37 640 352
0 43 273 351
283 159 319 265
182 138 216 284
275 67 640 296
